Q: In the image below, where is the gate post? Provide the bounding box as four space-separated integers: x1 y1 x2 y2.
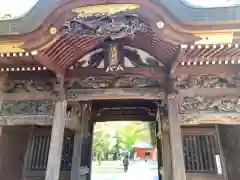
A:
45 100 67 180
162 131 173 180
45 75 67 180
168 94 186 180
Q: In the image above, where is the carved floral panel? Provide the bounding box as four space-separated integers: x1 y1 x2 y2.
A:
66 76 161 90
180 96 240 113
5 79 56 93
174 75 240 89
0 100 54 116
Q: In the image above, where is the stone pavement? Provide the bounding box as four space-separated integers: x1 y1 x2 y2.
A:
92 160 158 180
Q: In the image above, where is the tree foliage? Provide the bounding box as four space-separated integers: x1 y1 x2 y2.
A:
92 121 156 162
0 14 12 20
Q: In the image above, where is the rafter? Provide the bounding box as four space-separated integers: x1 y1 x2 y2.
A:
34 53 65 75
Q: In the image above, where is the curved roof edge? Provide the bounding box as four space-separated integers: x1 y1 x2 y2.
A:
181 0 240 8
1 0 240 36
0 0 57 35
155 0 240 22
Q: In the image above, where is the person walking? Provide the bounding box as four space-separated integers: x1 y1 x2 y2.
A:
123 155 129 172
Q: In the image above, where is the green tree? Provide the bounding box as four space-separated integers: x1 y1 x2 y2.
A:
92 126 114 166
112 129 123 160
120 122 151 158
0 14 12 20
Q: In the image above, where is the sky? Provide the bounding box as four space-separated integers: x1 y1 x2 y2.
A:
0 0 240 19
0 0 39 18
183 0 240 7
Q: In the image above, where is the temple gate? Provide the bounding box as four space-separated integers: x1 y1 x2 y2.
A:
0 1 240 180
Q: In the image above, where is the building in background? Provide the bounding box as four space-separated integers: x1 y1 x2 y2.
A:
133 141 154 160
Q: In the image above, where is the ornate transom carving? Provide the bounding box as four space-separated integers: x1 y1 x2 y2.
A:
65 76 161 90
0 100 54 116
5 79 57 93
73 46 160 68
174 75 240 89
62 12 147 40
181 96 240 113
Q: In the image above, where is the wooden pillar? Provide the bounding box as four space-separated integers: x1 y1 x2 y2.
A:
156 105 163 180
45 100 67 180
71 104 84 180
168 94 186 180
0 73 7 176
216 125 228 180
162 131 173 180
87 121 94 180
71 103 91 180
71 131 83 180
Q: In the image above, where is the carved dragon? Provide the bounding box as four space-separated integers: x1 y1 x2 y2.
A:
62 11 147 40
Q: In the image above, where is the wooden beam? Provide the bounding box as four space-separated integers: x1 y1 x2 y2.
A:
93 115 155 122
179 88 240 98
67 88 165 101
162 131 173 180
71 132 83 180
71 104 87 180
45 100 67 180
3 92 55 101
35 54 65 75
156 106 163 179
171 48 185 75
2 88 165 101
66 67 167 79
180 112 240 125
168 94 186 180
0 115 53 125
7 71 55 80
6 67 167 79
216 125 229 179
174 64 240 75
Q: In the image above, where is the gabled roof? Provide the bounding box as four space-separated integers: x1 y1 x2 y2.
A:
133 141 153 149
1 0 240 37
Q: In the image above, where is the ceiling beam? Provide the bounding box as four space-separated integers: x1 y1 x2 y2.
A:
6 67 168 81
174 64 240 75
67 87 165 101
66 67 167 79
179 88 240 98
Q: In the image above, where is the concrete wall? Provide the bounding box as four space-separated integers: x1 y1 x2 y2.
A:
219 124 240 180
0 126 30 180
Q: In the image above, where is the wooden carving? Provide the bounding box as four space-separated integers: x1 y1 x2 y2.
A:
113 76 160 88
66 76 160 90
62 12 147 40
5 79 56 93
174 75 235 89
123 48 160 67
96 107 156 118
66 77 114 89
106 43 124 72
181 96 240 113
0 100 54 115
73 46 160 68
181 114 240 124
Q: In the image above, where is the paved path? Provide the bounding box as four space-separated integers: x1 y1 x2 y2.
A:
92 161 158 180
